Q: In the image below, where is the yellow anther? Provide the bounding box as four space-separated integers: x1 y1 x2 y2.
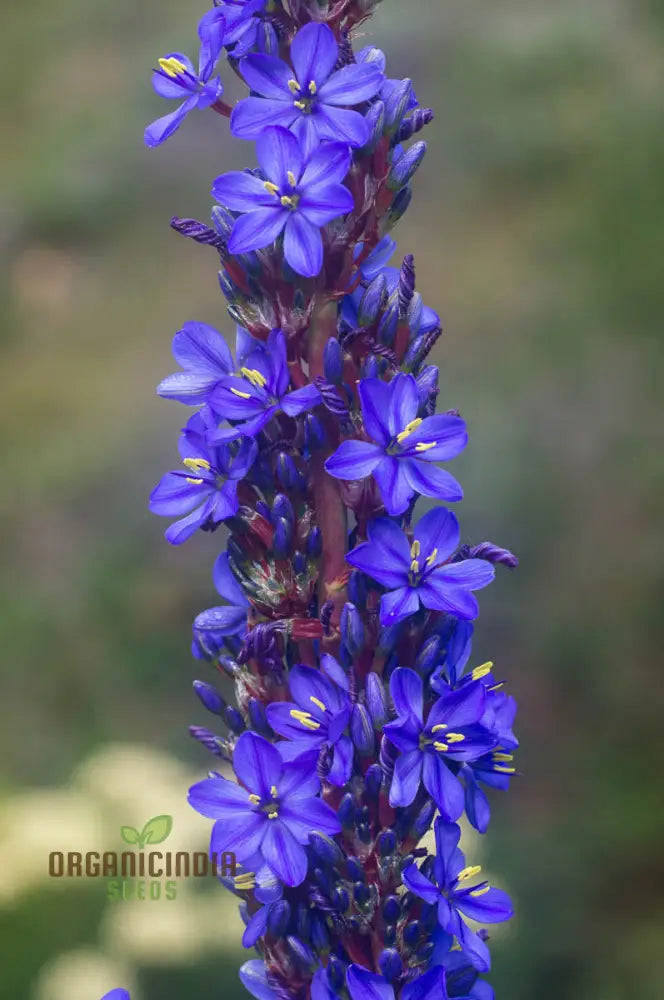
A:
445 732 466 744
267 810 278 819
185 477 204 485
248 794 261 805
281 195 295 207
425 548 439 567
430 723 448 732
234 872 256 888
450 941 462 952
310 696 326 712
396 417 423 444
415 441 437 453
308 80 317 95
183 457 211 472
293 100 307 110
410 559 420 574
472 661 494 680
240 366 267 388
287 170 297 187
493 765 516 774
410 539 421 558
288 78 300 94
470 885 491 898
433 741 449 752
270 785 278 797
457 865 482 882
264 181 280 195
290 709 321 731
230 387 252 399
492 752 513 763
158 56 187 78
488 682 504 692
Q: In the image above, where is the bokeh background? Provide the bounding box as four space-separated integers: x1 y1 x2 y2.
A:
1 0 663 997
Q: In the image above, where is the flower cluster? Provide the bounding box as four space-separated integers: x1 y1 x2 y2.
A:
114 4 522 1000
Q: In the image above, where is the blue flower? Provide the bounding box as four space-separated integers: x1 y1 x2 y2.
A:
222 0 271 57
239 960 277 1000
325 374 466 515
239 867 284 948
346 508 495 626
213 127 354 277
208 328 321 438
145 10 226 147
231 22 383 151
342 964 448 1000
188 731 341 886
384 668 497 820
149 413 257 544
266 658 354 786
156 321 234 404
191 551 249 659
99 992 130 1000
402 820 513 972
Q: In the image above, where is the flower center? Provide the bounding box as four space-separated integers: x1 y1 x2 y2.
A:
248 785 280 819
288 77 317 114
182 456 211 485
264 175 300 211
158 56 187 78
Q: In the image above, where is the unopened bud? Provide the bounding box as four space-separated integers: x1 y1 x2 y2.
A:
384 79 414 132
340 602 365 655
193 680 226 716
350 703 375 755
323 337 344 384
366 672 389 726
358 273 387 327
378 949 403 981
388 141 427 190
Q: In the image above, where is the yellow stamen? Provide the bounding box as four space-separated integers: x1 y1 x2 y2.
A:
183 457 211 472
445 732 465 744
293 100 307 110
310 696 326 711
433 741 449 752
240 366 267 388
234 872 256 889
287 170 297 187
308 80 317 95
410 559 420 574
410 539 421 558
415 441 437 453
470 885 491 898
290 709 321 731
396 417 423 444
430 723 448 732
288 78 300 94
267 810 278 819
493 765 515 774
425 548 439 567
248 794 261 805
230 387 251 399
450 941 462 952
281 195 295 207
270 785 278 797
492 752 513 763
457 865 482 882
158 56 187 78
264 181 279 195
185 477 204 485
472 661 494 681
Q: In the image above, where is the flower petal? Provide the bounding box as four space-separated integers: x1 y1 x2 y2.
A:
261 820 308 886
144 96 197 147
325 440 383 480
435 558 496 590
230 96 297 139
401 413 468 461
239 53 292 99
299 181 354 226
402 864 440 904
419 580 480 620
239 960 276 1000
372 456 414 516
212 170 276 211
213 551 249 605
455 887 514 924
358 378 392 445
422 753 464 821
388 748 422 807
390 667 424 721
346 966 395 1000
402 459 464 503
280 796 341 840
229 206 289 253
233 731 283 798
149 472 206 516
283 213 323 277
314 105 370 147
197 8 226 79
401 967 447 1000
300 143 352 188
428 681 486 730
413 507 460 564
379 585 420 625
318 63 384 106
256 126 304 189
346 542 408 590
387 373 420 435
291 22 338 88
281 383 321 416
188 776 250 818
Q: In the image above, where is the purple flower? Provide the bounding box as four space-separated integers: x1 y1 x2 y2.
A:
325 374 467 515
266 658 354 786
157 321 234 404
188 731 341 886
145 10 226 147
402 820 513 972
149 413 257 544
208 328 321 438
231 22 383 151
239 960 277 1000
222 0 271 57
334 964 447 1000
346 508 495 626
384 668 497 820
213 127 354 277
99 992 130 1000
192 551 249 659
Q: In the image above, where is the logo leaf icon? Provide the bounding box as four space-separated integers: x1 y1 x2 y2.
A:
120 826 141 845
140 814 173 846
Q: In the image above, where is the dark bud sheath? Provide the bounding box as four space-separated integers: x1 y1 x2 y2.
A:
340 602 365 655
398 254 416 317
378 293 399 347
388 141 427 191
414 634 443 678
170 216 226 255
323 337 344 384
272 493 294 527
457 541 519 569
384 78 414 133
189 726 232 761
358 274 387 327
364 763 383 798
350 704 375 755
366 672 388 726
257 20 278 55
306 525 323 558
276 453 299 492
338 793 356 828
346 856 365 882
328 957 346 991
397 107 435 142
193 680 227 716
211 205 234 242
379 948 403 981
224 705 246 734
378 829 397 857
309 831 345 868
287 936 316 970
304 412 327 450
386 185 413 228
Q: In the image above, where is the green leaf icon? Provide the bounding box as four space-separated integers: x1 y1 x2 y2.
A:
140 814 173 846
120 826 141 845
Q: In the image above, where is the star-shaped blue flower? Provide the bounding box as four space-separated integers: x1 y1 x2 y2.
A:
149 413 257 544
145 9 226 147
312 964 448 1000
156 321 234 404
208 328 321 438
346 508 495 625
402 819 513 972
384 667 497 820
188 731 341 886
191 551 249 659
231 22 383 151
213 127 354 277
222 0 271 57
325 373 467 515
266 658 354 787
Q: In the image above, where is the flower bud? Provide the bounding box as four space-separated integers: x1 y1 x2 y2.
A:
272 493 294 526
309 831 345 867
412 798 436 837
304 411 327 450
353 882 371 906
403 920 421 946
378 622 402 655
358 273 387 326
378 293 399 346
366 672 388 726
247 698 271 737
378 830 397 857
276 452 299 492
364 100 386 150
306 525 322 558
257 20 278 55
386 185 412 228
347 569 367 608
350 703 375 755
328 957 346 990
287 935 316 969
323 337 344 384
338 793 356 828
223 705 246 734
384 79 414 133
340 602 365 655
414 634 443 677
211 204 234 242
388 141 427 190
268 900 291 936
332 886 350 912
193 680 226 716
189 726 232 760
273 517 292 558
383 894 401 922
364 763 382 798
379 949 403 981
362 353 380 378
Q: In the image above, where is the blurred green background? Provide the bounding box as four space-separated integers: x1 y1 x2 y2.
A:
1 0 663 998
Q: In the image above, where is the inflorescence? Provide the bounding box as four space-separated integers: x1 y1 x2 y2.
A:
106 3 521 999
